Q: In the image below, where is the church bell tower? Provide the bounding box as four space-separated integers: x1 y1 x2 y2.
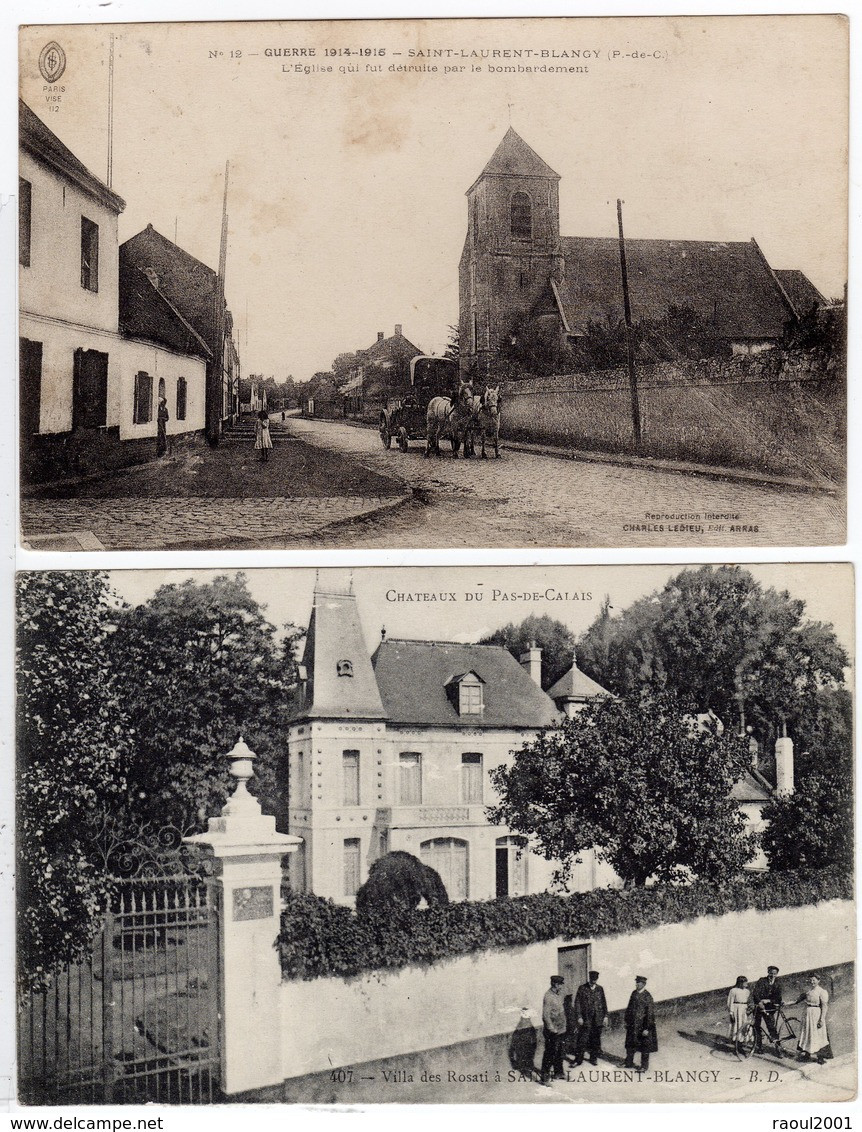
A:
458 128 564 377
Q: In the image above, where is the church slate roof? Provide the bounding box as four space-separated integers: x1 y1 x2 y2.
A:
774 269 828 315
118 263 212 359
555 236 795 341
467 127 560 193
371 639 558 730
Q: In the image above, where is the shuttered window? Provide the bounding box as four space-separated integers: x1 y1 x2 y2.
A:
134 371 153 424
343 839 361 897
461 753 483 803
399 753 422 805
343 750 360 806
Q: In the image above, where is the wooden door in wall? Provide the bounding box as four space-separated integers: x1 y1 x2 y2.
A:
557 943 590 1003
19 338 42 445
72 348 108 429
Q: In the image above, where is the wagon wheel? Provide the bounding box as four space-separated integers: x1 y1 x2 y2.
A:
397 427 410 453
379 417 392 449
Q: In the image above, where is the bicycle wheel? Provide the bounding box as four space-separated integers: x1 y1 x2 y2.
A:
735 1023 756 1060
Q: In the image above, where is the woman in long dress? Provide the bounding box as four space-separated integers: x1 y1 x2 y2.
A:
254 410 273 462
727 976 751 1042
795 975 832 1063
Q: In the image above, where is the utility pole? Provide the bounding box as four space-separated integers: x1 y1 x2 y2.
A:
207 161 230 444
616 199 642 450
106 33 114 188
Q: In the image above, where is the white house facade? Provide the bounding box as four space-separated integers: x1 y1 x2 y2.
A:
19 100 208 478
286 583 617 905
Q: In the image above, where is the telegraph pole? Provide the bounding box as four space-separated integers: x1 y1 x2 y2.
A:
616 199 642 450
207 161 230 444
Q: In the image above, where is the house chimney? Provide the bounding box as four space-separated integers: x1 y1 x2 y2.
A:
395 324 403 337
519 640 542 687
377 331 384 342
774 720 794 795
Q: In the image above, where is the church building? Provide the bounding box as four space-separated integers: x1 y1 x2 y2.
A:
458 128 822 376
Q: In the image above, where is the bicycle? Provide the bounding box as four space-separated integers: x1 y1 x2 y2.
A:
735 1004 799 1060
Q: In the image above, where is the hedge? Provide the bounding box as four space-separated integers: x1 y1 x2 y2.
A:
278 867 851 981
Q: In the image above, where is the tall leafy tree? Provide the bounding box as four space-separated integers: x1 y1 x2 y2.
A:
488 690 755 888
480 614 578 691
107 574 302 843
576 565 847 749
17 572 134 985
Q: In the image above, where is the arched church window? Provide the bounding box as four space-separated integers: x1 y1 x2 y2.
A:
511 191 532 240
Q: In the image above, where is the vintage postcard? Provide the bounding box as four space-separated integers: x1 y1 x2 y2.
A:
16 15 848 551
14 563 855 1104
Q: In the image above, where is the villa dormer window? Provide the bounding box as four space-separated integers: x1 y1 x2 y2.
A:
336 659 354 678
445 671 484 716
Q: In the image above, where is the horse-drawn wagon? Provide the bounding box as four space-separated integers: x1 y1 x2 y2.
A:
378 356 460 452
378 356 501 457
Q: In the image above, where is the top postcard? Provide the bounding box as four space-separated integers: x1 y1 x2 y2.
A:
18 15 848 552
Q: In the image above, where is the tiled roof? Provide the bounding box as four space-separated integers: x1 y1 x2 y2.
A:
371 639 558 730
19 99 125 213
296 589 387 721
467 127 560 193
120 226 219 344
555 236 794 340
731 768 774 803
774 269 827 315
546 661 610 703
119 263 212 359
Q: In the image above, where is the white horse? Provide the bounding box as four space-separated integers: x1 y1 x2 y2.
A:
476 385 502 458
425 381 474 458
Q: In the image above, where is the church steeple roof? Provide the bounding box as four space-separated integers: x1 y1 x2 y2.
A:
467 127 560 194
295 580 387 721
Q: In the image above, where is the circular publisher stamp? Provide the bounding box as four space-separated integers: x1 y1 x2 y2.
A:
39 41 66 84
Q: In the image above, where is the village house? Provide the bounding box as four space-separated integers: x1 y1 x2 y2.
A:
286 582 790 904
18 100 209 480
120 224 241 441
341 324 423 400
458 128 824 377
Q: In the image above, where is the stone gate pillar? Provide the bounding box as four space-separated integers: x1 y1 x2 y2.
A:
185 737 301 1096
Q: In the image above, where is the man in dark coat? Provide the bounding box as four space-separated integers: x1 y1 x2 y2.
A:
540 975 567 1084
573 970 609 1066
624 975 658 1070
752 965 785 1055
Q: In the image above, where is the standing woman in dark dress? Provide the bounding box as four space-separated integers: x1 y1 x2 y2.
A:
156 396 169 456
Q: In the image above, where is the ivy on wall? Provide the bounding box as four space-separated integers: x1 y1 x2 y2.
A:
278 867 851 981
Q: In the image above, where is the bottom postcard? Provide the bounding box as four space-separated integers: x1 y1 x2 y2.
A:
13 563 855 1104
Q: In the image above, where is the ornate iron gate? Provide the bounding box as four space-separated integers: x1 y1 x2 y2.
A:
18 879 221 1104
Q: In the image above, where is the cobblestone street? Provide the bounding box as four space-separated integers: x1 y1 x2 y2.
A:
20 415 844 550
277 418 845 550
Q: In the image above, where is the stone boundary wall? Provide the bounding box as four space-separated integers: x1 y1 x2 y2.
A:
279 898 853 1081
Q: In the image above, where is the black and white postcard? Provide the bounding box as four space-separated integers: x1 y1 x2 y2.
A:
14 563 855 1104
17 15 848 550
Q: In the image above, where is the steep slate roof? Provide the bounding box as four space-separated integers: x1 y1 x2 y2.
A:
371 639 558 730
731 768 774 803
19 99 125 214
296 588 387 721
554 236 795 341
362 330 423 366
120 225 219 345
774 269 827 315
467 127 560 193
546 660 610 703
118 263 212 359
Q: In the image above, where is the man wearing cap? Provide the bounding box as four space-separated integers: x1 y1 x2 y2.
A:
752 965 785 1055
540 975 567 1084
624 976 658 1070
572 970 609 1066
